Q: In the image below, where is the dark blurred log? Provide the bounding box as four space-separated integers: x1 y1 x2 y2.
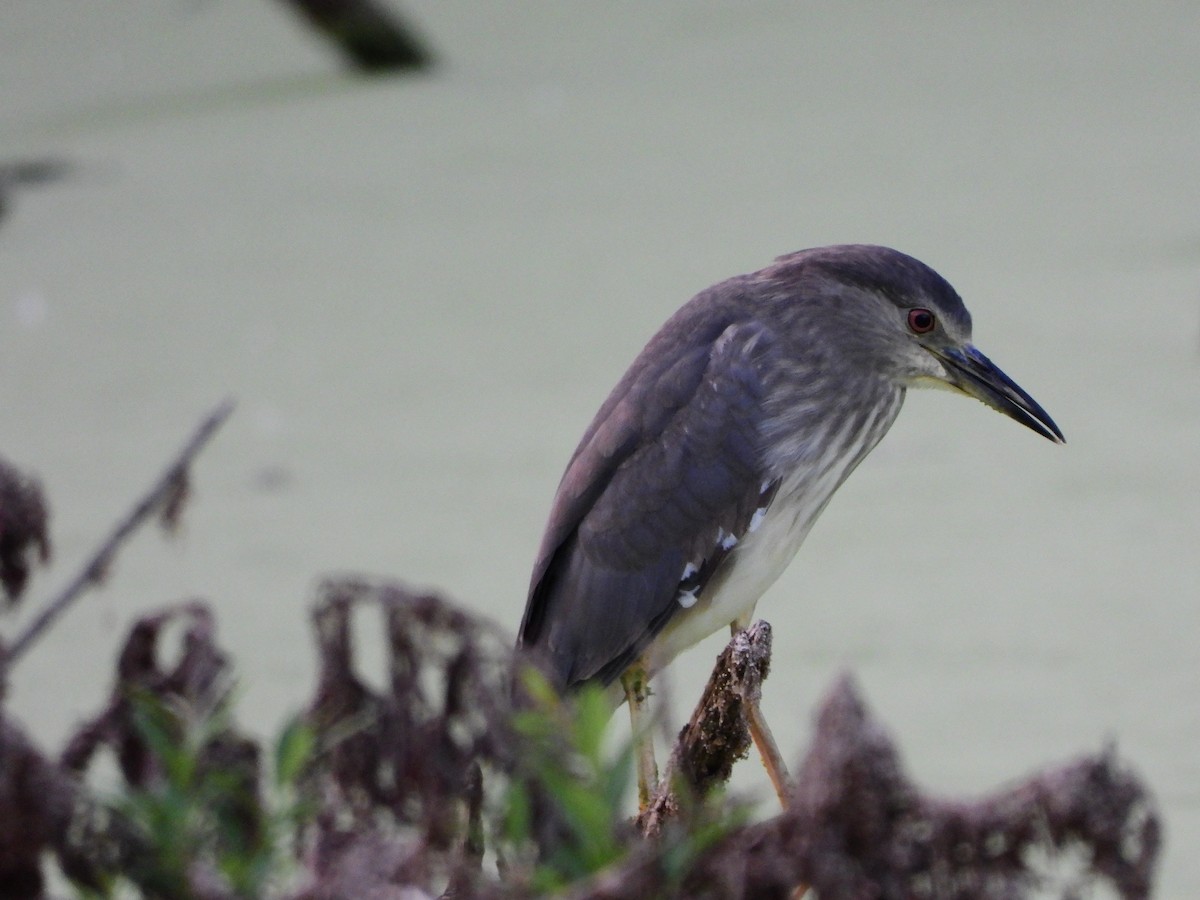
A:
274 0 434 72
0 158 74 228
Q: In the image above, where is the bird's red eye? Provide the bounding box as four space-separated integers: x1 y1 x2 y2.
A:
907 308 936 334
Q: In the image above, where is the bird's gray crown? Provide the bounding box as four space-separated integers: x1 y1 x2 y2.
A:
759 244 973 336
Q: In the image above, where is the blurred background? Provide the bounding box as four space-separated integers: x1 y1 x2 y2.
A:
1 2 1197 894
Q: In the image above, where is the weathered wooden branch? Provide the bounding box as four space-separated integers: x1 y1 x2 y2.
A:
2 399 235 667
636 622 773 838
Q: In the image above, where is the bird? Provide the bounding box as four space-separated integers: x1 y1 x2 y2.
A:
517 244 1063 803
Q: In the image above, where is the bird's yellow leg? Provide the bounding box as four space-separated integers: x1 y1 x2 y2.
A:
745 695 792 806
729 623 807 898
730 622 792 807
621 663 658 810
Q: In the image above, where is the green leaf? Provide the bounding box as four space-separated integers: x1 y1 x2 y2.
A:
274 716 316 787
570 684 612 761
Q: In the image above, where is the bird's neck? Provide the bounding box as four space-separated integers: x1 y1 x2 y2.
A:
761 376 904 483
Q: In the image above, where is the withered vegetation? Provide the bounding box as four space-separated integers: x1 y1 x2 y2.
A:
0 406 1163 899
295 577 520 898
0 456 50 607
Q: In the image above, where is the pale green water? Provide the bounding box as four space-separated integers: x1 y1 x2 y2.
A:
1 2 1197 893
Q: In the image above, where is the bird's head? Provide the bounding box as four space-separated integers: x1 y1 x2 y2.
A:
768 244 1064 443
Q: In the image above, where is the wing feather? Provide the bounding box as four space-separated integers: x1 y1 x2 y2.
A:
519 309 780 688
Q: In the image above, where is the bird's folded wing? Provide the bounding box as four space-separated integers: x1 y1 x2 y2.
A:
519 316 780 688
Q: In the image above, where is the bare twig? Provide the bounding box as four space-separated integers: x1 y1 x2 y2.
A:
2 399 235 666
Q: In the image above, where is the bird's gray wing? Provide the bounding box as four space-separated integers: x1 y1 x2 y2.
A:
518 314 780 689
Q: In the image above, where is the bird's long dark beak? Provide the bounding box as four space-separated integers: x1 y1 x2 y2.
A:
934 345 1065 443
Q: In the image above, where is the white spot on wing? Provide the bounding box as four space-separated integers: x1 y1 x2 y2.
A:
650 387 906 677
718 528 738 550
681 562 698 580
677 589 698 609
747 506 767 533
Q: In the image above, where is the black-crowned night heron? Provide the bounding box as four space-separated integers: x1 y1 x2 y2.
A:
517 244 1063 804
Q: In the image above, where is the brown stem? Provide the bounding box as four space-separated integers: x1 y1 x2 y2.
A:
3 399 235 667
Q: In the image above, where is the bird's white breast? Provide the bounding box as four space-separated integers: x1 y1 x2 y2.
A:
646 387 903 675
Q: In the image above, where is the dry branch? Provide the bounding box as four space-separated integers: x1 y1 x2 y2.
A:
635 622 771 838
2 399 234 667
